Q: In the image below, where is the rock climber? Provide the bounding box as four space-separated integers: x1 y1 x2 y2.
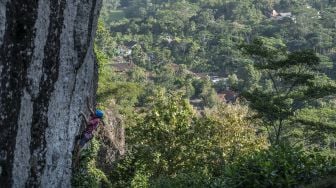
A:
77 109 105 148
74 99 105 165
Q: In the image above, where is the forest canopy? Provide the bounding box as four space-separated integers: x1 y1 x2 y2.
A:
73 0 336 187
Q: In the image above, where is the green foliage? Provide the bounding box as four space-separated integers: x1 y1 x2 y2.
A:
95 19 117 58
130 167 150 188
292 105 336 147
95 20 117 104
129 91 196 176
89 1 336 187
128 67 147 82
72 139 112 188
204 104 268 162
150 171 211 188
107 0 336 78
241 38 336 145
296 106 336 130
200 87 218 107
110 82 143 106
109 91 268 187
219 146 336 188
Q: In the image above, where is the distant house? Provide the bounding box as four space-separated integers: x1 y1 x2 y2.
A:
271 10 295 21
210 76 228 84
116 46 132 57
117 41 137 57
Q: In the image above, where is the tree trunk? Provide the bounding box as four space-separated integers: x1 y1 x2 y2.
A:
0 0 102 187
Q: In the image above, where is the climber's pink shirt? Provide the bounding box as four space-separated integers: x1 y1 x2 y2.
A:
85 115 100 135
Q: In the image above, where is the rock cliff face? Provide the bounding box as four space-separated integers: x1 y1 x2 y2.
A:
0 0 102 187
96 106 125 173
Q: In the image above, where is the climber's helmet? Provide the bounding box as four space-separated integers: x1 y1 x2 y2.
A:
95 109 104 119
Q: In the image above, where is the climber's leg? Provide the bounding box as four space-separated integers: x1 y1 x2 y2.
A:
74 133 93 167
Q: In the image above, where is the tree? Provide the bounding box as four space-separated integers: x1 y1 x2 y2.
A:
293 105 336 147
0 1 102 187
110 91 268 187
128 66 147 82
95 19 117 58
201 87 218 107
241 37 336 145
204 103 268 162
129 91 196 176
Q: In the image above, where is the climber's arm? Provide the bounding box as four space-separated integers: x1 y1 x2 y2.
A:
86 97 95 115
79 111 89 125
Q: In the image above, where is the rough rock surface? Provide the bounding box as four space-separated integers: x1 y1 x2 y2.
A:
96 106 125 173
0 0 102 187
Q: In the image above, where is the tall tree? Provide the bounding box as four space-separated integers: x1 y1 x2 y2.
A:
241 37 336 145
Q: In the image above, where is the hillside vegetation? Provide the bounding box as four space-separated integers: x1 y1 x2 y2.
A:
73 0 336 187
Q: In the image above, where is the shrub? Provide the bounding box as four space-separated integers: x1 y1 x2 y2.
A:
72 139 112 188
217 146 336 188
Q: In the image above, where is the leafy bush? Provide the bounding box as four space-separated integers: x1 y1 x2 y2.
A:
217 146 336 188
150 171 211 188
72 139 112 188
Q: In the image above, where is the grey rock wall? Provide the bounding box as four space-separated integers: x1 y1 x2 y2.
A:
0 0 102 187
96 107 125 173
